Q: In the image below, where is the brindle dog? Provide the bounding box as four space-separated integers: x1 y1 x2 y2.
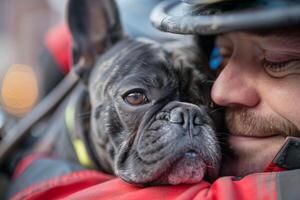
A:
67 0 221 185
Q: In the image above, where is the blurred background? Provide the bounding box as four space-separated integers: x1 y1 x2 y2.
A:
0 0 66 71
0 0 68 197
0 0 67 117
0 0 180 118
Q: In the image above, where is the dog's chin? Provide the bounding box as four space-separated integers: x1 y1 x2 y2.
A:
154 155 207 185
119 152 208 186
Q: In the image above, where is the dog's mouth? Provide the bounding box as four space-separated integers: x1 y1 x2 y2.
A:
115 136 219 186
153 150 207 185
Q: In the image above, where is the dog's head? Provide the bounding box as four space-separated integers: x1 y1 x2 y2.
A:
68 0 221 185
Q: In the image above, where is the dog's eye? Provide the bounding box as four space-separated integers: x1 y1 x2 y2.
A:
123 92 148 106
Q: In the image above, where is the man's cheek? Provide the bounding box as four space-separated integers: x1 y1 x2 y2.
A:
277 98 300 131
262 80 300 133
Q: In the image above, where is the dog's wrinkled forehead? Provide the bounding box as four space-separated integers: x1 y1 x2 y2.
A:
89 39 178 103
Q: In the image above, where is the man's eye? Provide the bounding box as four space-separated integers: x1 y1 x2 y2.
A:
123 91 149 106
261 59 291 71
261 58 300 78
209 47 232 76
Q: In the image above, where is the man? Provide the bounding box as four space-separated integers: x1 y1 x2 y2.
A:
211 28 300 178
9 0 300 199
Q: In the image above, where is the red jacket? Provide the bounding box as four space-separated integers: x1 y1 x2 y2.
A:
11 137 300 200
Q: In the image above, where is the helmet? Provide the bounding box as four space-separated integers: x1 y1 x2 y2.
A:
150 0 300 35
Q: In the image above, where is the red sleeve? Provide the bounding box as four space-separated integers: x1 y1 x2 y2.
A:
12 170 279 200
67 172 278 200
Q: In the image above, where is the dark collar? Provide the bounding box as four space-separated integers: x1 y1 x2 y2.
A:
265 137 300 172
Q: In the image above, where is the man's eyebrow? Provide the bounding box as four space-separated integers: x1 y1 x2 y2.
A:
246 27 300 48
247 27 300 38
250 32 296 39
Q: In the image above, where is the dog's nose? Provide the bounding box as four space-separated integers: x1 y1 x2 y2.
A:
169 107 204 129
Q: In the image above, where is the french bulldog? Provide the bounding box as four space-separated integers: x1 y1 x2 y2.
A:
67 0 221 185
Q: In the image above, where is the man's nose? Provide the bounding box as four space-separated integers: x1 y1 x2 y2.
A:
211 60 260 107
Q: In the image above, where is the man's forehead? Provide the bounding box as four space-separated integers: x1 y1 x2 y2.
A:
216 27 300 46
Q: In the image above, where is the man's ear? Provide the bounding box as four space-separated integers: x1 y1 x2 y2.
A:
67 0 123 82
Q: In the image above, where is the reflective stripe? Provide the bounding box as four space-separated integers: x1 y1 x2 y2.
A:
65 98 93 167
73 139 93 167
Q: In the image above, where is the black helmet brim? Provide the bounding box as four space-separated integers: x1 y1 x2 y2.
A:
150 0 300 35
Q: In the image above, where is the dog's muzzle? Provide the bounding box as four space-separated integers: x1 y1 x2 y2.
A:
115 101 221 185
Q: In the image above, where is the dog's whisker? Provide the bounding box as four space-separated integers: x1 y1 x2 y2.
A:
210 107 225 114
216 132 230 136
77 112 91 119
215 140 227 145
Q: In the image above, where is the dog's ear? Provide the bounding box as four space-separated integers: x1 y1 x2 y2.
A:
67 0 123 82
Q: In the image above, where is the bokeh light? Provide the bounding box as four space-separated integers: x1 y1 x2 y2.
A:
1 64 39 116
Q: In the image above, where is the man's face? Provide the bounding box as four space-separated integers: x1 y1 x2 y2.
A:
211 31 300 176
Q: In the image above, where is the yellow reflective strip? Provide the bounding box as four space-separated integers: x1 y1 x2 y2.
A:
65 102 75 134
73 138 93 167
65 100 93 167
